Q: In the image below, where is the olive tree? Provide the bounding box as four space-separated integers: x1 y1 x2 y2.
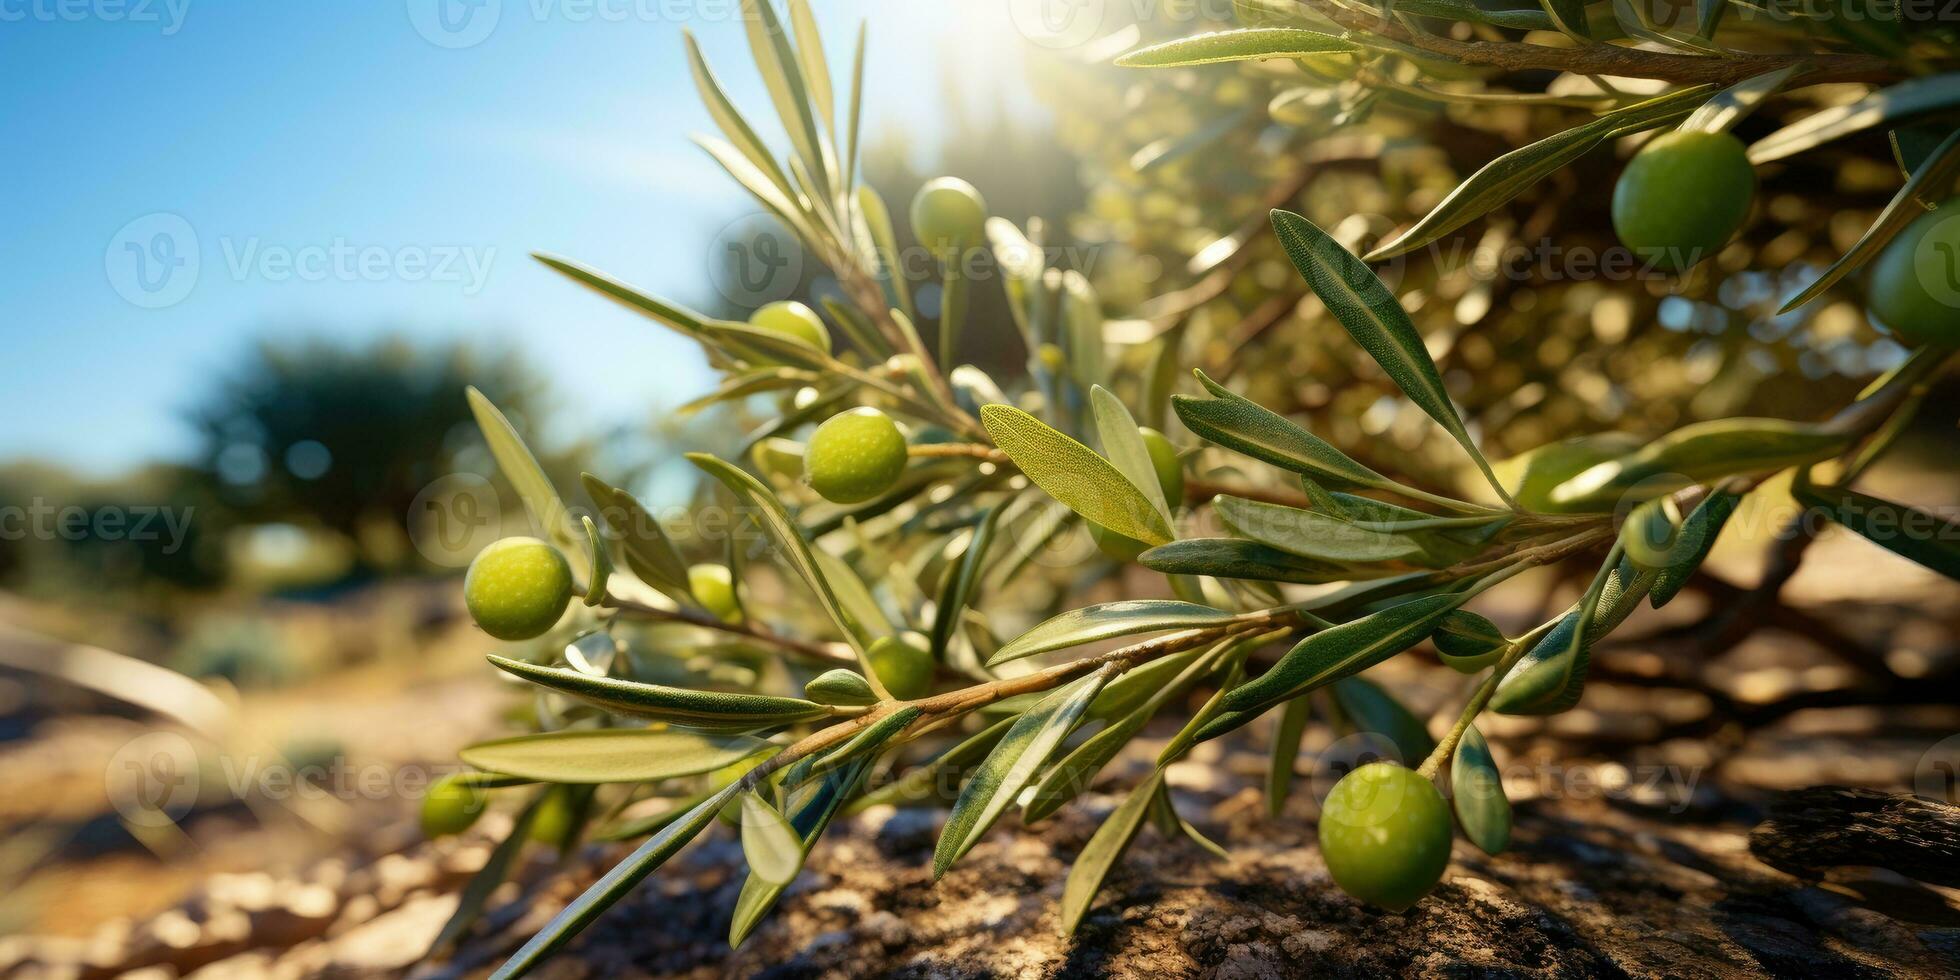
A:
421 3 1959 974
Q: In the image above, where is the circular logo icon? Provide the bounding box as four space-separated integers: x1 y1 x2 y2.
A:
1915 732 1960 804
408 472 503 567
106 731 201 827
1306 731 1404 817
106 213 199 309
708 213 805 308
407 0 501 49
1007 0 1108 50
1911 209 1960 310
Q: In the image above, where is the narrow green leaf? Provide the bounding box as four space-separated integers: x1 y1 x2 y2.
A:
533 253 716 340
803 668 877 706
579 516 610 607
1431 609 1507 672
1681 64 1799 135
689 453 877 673
488 655 832 731
584 474 697 604
1365 87 1710 261
1451 724 1510 855
595 792 711 842
1548 418 1848 509
729 757 871 946
934 671 1108 877
1695 0 1726 36
855 185 911 316
1650 489 1742 607
1059 770 1163 936
1752 74 1960 164
490 785 737 979
1394 0 1554 28
682 29 796 203
1026 645 1224 822
1113 27 1355 67
427 788 548 956
981 405 1174 546
1537 0 1591 37
1330 676 1434 764
1208 594 1462 727
848 716 1012 812
810 548 891 648
1265 695 1313 819
1092 386 1173 527
1173 374 1391 489
992 600 1235 666
785 0 834 135
460 729 768 784
792 706 920 786
466 387 586 566
740 0 831 198
1793 479 1960 580
1781 130 1960 313
740 791 804 886
1270 211 1510 505
1492 554 1656 715
1215 495 1430 564
931 503 1006 661
1138 537 1367 585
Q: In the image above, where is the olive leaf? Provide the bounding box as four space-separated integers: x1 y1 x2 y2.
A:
980 404 1175 546
1431 609 1507 671
1537 0 1591 38
1695 0 1726 35
991 599 1236 666
426 788 549 957
533 253 717 340
579 516 611 607
1092 386 1174 527
810 547 891 648
785 0 833 136
1215 495 1432 565
1205 593 1464 733
739 791 804 886
1113 27 1356 68
729 756 872 946
583 474 696 605
690 453 881 684
1138 537 1367 585
1491 553 1657 715
739 0 831 198
1171 385 1391 492
459 729 770 784
1364 86 1710 261
1649 489 1743 607
1394 0 1554 29
1269 211 1513 506
1751 74 1960 164
1059 769 1164 936
1780 129 1960 313
1680 64 1800 136
489 655 833 731
931 502 1006 661
1451 724 1510 855
1547 418 1848 509
682 29 796 205
856 186 913 315
492 783 740 979
933 670 1108 877
466 387 587 567
1265 695 1313 818
1331 676 1434 764
849 715 1014 812
1793 479 1960 580
803 668 878 706
789 706 920 786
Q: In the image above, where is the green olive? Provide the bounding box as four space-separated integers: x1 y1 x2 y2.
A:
1317 762 1454 911
910 176 988 252
464 537 574 641
1611 130 1755 273
527 786 577 846
709 755 764 826
748 300 831 355
420 774 490 838
688 563 741 623
1867 196 1960 348
1088 427 1183 563
805 407 908 504
867 635 934 700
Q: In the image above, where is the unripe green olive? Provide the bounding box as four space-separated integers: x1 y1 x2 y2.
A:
688 563 741 623
1611 130 1755 273
528 786 577 846
867 635 934 700
709 755 764 825
420 774 489 838
464 537 574 641
1317 762 1453 911
1088 427 1183 563
748 300 831 354
1867 196 1960 348
910 176 988 252
805 407 908 504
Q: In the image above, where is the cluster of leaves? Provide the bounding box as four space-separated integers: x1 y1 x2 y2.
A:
429 4 1958 976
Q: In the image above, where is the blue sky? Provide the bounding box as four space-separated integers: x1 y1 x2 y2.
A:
1 1 1049 475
